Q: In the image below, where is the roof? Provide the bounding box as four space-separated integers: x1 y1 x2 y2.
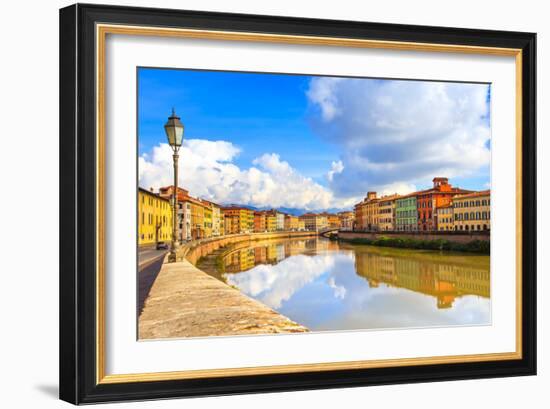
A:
378 194 401 203
453 189 491 200
138 187 171 203
396 192 418 200
221 205 253 211
415 186 472 196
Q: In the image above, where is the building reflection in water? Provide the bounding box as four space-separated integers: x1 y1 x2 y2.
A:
353 249 489 309
216 238 490 330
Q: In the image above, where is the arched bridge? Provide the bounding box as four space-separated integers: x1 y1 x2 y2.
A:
318 227 339 238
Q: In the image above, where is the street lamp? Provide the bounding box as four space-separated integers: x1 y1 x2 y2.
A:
164 108 184 262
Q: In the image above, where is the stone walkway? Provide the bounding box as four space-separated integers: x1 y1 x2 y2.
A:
138 259 308 339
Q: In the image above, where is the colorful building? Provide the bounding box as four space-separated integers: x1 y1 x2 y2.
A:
378 194 400 231
203 202 213 238
354 191 379 231
284 214 300 231
337 211 355 230
188 197 208 239
159 185 190 243
395 194 418 231
320 213 340 229
452 190 491 232
436 204 454 231
276 212 285 231
299 213 329 231
202 200 222 237
254 211 266 232
138 187 173 246
416 177 471 231
222 206 254 234
264 210 278 232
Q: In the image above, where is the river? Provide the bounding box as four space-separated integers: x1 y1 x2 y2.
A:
197 237 490 332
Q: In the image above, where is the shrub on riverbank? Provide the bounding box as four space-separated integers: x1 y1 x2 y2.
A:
341 236 489 254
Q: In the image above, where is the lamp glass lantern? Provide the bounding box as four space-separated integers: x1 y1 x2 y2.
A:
164 108 185 150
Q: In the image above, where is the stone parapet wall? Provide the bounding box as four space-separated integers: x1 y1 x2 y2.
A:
339 230 490 244
177 231 318 265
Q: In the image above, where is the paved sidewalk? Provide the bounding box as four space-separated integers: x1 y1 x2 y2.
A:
138 259 308 339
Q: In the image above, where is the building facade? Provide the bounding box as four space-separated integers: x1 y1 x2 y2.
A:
354 191 379 230
222 206 254 234
138 187 173 246
416 177 471 231
378 194 399 231
203 200 222 236
395 195 418 231
254 211 266 232
453 190 491 231
436 204 454 231
284 214 299 231
300 213 329 231
338 211 354 230
276 212 285 231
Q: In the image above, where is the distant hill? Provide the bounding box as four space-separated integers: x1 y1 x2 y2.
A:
220 204 351 215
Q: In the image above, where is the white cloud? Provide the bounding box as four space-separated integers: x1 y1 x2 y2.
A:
139 140 356 210
326 160 344 182
307 78 491 196
225 253 339 309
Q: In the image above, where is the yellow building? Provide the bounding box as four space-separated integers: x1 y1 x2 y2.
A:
265 212 277 232
203 203 213 238
284 215 299 231
222 206 254 234
188 198 206 240
138 187 173 247
320 213 340 229
203 200 222 236
299 213 329 231
378 194 400 231
354 191 379 230
337 211 355 230
436 203 454 231
452 190 491 232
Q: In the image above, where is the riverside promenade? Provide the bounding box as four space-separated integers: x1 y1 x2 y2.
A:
139 231 315 339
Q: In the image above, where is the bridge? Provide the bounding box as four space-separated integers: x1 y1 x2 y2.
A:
319 227 339 238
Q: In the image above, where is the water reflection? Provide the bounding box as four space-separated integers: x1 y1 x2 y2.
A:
217 238 490 331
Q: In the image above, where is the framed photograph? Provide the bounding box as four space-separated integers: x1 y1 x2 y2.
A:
59 3 536 404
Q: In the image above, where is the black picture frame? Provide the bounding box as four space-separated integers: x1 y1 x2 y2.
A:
59 3 536 404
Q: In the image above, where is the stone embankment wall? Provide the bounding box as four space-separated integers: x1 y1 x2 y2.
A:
338 230 490 244
179 231 318 265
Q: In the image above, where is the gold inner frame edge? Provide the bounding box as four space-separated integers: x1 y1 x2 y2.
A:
95 23 523 385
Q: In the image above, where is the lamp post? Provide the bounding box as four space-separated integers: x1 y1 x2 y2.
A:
164 108 184 262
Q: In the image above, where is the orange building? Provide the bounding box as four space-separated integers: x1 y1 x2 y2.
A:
222 206 254 234
284 214 300 231
416 177 471 231
254 211 266 232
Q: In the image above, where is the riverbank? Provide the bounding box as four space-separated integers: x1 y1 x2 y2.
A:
138 257 308 339
336 234 490 254
139 231 315 339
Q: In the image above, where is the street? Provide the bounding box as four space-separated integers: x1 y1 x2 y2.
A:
138 247 167 268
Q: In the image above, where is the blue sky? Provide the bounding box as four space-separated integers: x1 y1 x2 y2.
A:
138 68 491 211
138 68 337 184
